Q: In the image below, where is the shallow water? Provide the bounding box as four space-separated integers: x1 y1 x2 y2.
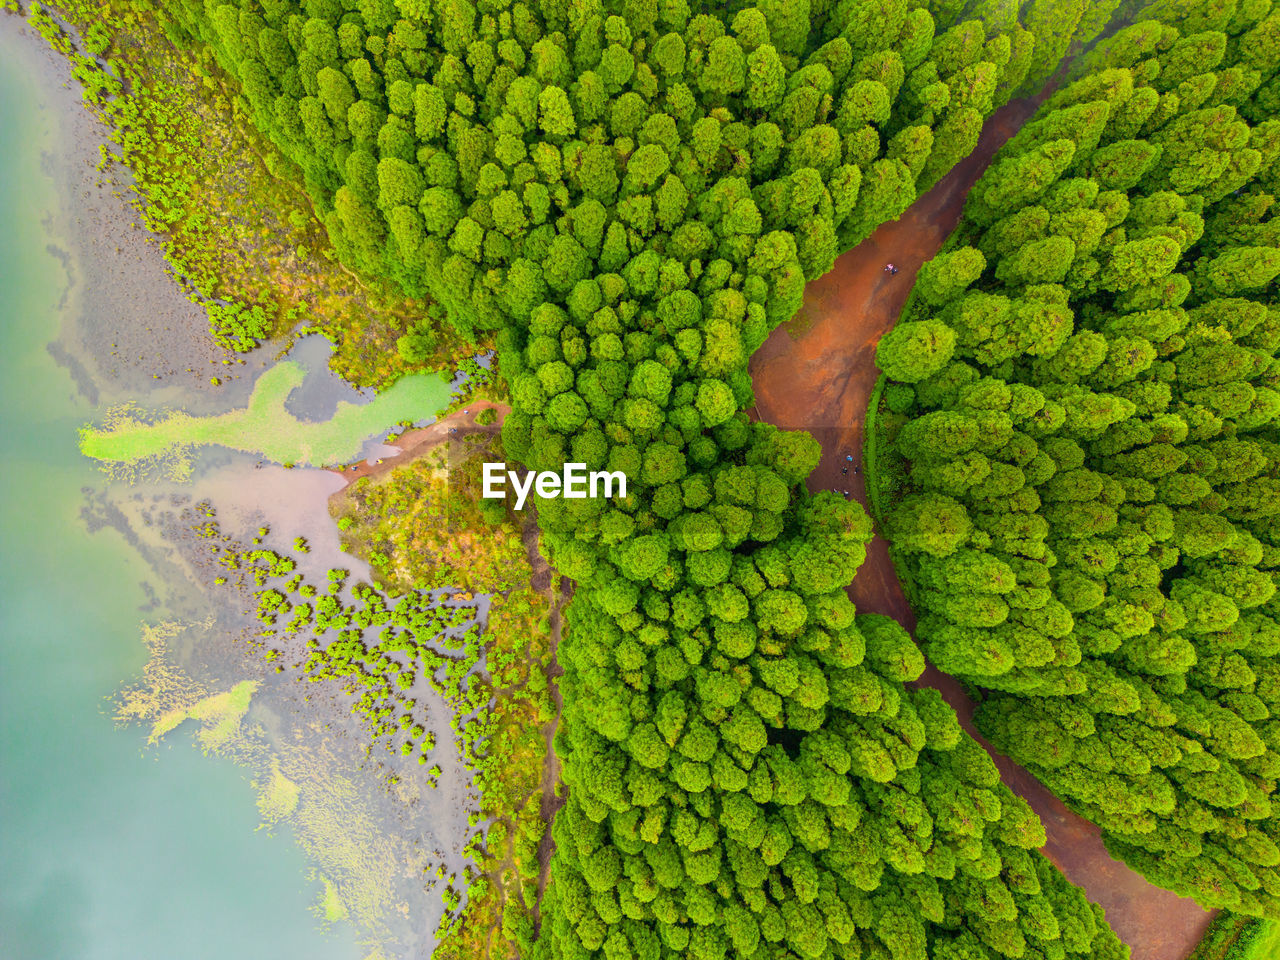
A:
0 19 473 959
0 24 363 960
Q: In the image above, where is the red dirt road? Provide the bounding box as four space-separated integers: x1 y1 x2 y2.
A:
750 100 1214 960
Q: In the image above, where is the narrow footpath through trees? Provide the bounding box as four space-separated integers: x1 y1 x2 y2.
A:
749 98 1215 960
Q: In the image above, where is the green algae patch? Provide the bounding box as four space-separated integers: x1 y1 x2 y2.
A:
80 361 453 470
116 617 435 949
187 680 257 751
257 759 301 826
316 874 349 923
150 679 259 751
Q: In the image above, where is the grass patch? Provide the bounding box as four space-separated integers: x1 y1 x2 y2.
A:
863 374 921 606
864 374 888 526
333 436 528 596
1188 913 1280 960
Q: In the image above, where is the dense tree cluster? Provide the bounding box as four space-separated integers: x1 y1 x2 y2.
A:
884 7 1280 916
152 0 1136 955
551 588 1127 960
157 0 1120 336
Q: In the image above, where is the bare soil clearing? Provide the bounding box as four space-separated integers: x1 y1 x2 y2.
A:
750 98 1215 960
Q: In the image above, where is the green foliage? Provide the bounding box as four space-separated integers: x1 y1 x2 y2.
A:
891 11 1280 918
80 360 454 469
876 318 957 382
206 301 271 352
145 0 1135 954
1186 913 1280 960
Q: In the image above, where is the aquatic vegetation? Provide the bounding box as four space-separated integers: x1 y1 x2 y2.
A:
114 620 212 731
80 360 453 469
183 427 561 954
114 614 440 950
87 401 198 482
256 760 301 827
247 560 487 746
288 762 413 931
116 624 258 752
23 0 551 950
315 875 348 924
173 680 258 752
26 0 480 381
428 580 557 957
235 542 556 937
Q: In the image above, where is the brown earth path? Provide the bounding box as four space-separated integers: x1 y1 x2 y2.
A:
326 399 510 488
749 98 1215 960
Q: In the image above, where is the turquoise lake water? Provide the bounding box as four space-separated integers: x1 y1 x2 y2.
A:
0 26 358 960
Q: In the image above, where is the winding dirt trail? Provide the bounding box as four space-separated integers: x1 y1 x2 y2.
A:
749 98 1214 960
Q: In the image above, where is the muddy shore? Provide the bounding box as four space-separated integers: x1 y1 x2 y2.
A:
2 14 481 956
4 11 286 410
326 400 510 489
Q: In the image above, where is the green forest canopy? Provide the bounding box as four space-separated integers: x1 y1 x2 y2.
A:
880 0 1280 919
97 0 1280 955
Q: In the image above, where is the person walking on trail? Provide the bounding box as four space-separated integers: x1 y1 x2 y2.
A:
884 262 899 275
